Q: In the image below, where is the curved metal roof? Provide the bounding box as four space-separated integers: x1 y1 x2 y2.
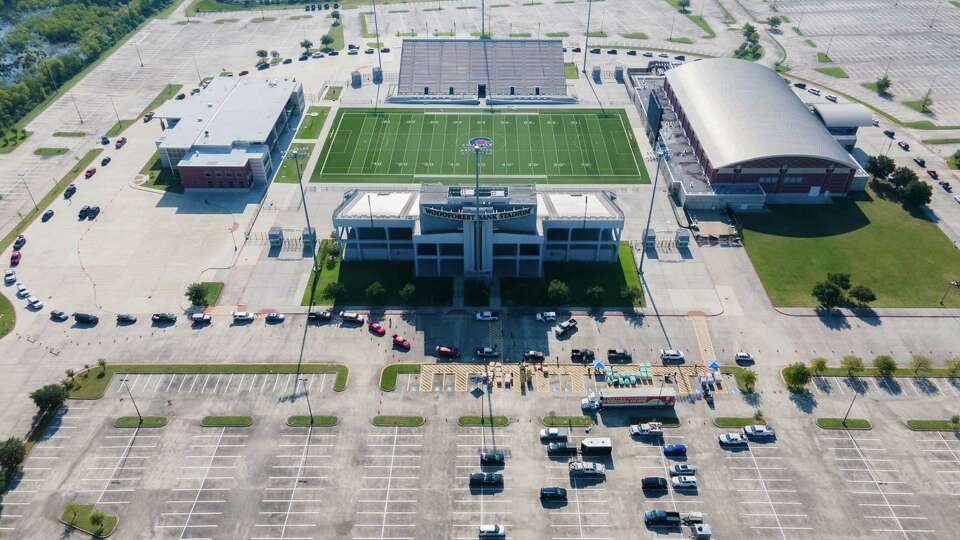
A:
812 103 874 128
664 59 856 169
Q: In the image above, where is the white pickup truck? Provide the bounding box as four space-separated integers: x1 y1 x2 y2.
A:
568 461 606 477
629 422 663 437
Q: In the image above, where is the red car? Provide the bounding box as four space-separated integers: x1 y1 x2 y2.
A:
115 137 127 149
927 170 939 180
10 251 21 266
368 321 385 335
435 345 459 358
392 334 410 349
239 70 249 76
84 167 96 178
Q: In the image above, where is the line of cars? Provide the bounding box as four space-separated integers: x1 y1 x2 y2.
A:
5 235 44 311
882 129 954 196
582 48 686 62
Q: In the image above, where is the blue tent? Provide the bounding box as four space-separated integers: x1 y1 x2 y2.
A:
593 360 605 370
707 360 720 370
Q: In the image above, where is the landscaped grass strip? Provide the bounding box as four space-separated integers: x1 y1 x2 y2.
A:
114 416 167 428
60 504 117 537
380 364 422 391
543 415 592 427
201 415 253 427
458 416 510 427
628 415 681 427
372 415 425 427
906 419 960 431
816 418 872 430
714 416 766 428
288 415 338 427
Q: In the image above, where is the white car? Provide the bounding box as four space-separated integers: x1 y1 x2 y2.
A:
478 523 505 538
660 349 685 362
743 424 776 439
719 433 748 446
265 312 285 323
808 87 821 96
536 311 557 322
232 311 254 322
3 270 14 284
27 296 43 309
630 422 663 436
735 352 754 364
190 313 212 323
672 475 698 489
540 427 568 441
668 464 696 476
16 284 30 298
475 311 499 321
825 94 838 103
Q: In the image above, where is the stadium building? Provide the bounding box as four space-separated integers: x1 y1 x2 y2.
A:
331 184 624 278
154 76 304 190
389 39 575 105
628 58 867 210
810 103 874 151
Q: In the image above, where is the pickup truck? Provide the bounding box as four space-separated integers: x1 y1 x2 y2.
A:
571 348 595 362
629 422 663 437
547 442 578 455
554 318 577 337
607 349 631 361
644 509 681 526
568 461 605 477
475 347 500 358
523 350 545 362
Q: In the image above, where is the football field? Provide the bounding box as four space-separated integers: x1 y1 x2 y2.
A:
310 108 648 184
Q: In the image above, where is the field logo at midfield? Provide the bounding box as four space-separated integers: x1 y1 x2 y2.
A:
468 136 493 150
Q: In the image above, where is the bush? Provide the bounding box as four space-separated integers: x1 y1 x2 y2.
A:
0 437 26 472
620 285 642 303
398 283 416 304
873 355 897 376
185 282 206 305
323 282 346 300
547 279 570 304
949 356 960 375
810 357 828 374
841 355 864 375
782 362 812 392
366 281 386 304
585 285 605 307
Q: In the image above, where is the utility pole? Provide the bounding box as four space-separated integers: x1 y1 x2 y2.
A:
109 95 122 128
193 55 202 85
292 149 320 273
582 0 594 74
120 377 143 424
638 139 666 275
669 12 677 41
18 174 38 212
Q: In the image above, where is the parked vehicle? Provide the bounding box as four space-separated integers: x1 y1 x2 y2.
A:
392 334 411 349
663 444 687 457
793 82 807 89
100 136 109 145
239 70 249 76
144 111 155 122
265 312 285 323
475 310 499 321
308 310 332 322
50 310 68 321
607 349 631 361
825 94 838 103
540 427 568 441
580 437 612 456
735 352 754 364
73 312 99 324
808 87 821 96
535 311 556 322
64 184 77 198
627 50 637 56
571 348 595 362
547 442 578 455
582 388 677 410
539 486 567 501
233 311 254 322
672 475 698 489
368 321 385 335
86 206 100 220
42 209 54 222
913 156 926 167
589 48 601 54
883 129 896 138
3 270 14 284
939 181 952 192
479 451 504 465
190 313 212 325
84 167 96 178
523 350 545 362
282 58 292 64
642 476 668 490
27 297 43 309
339 311 363 324
152 313 177 324
435 345 460 358
475 347 500 358
644 509 681 526
13 235 25 249
117 313 137 324
478 524 505 538
569 461 605 477
78 206 91 219
659 349 685 363
743 424 776 440
554 318 577 337
630 422 663 437
115 137 127 149
669 464 696 476
469 472 503 486
927 170 939 179
101 157 111 166
898 141 910 151
10 251 21 266
719 433 748 446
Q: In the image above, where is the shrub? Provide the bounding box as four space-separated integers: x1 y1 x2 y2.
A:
810 357 828 374
783 362 812 392
841 355 864 375
366 281 386 304
547 279 570 304
909 355 932 374
873 355 897 376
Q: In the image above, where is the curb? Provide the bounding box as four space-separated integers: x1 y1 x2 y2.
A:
816 419 872 430
457 416 511 427
286 416 339 427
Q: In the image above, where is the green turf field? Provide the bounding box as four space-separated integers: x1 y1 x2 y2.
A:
310 108 648 184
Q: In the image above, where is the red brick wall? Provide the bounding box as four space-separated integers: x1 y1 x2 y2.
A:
178 165 252 189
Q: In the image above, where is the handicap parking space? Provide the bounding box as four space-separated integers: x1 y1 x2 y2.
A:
106 372 335 399
352 426 424 540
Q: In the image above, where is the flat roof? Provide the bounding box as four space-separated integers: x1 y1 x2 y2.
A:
811 103 874 128
155 76 300 150
537 192 621 220
178 145 266 168
339 191 419 219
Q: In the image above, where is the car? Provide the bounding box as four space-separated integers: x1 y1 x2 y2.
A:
10 251 21 266
554 317 577 337
658 52 668 58
674 55 686 61
78 205 91 219
190 313 212 324
435 345 459 358
392 334 411 349
3 270 14 284
927 170 939 179
328 50 339 56
239 70 249 76
347 49 358 55
642 476 668 490
282 58 292 64
669 464 696 476
365 48 374 54
143 111 155 122
535 311 557 322
308 310 332 322
175 93 186 100
233 311 254 322
73 312 99 324
339 311 363 324
630 422 663 437
719 433 748 446
64 184 77 199
743 424 776 439
50 310 68 321
571 348 595 362
86 206 100 220
808 87 821 96
735 352 754 364
84 167 96 178
13 235 25 249
913 156 926 167
116 313 137 324
16 283 29 297
570 47 581 53
475 347 500 358
380 47 390 53
256 63 269 70
793 82 807 89
644 509 681 526
872 118 880 127
955 194 960 204
469 472 502 485
299 55 309 61
589 48 601 54
547 441 577 454
475 311 499 321
825 94 838 103
100 136 109 145
348 44 358 50
42 209 54 222
312 52 325 58
607 49 617 54
265 312 285 323
478 524 505 538
115 137 127 149
152 312 177 324
642 51 653 57
898 141 910 151
26 296 43 310
883 129 896 138
539 486 567 501
479 451 505 465
940 181 953 192
627 50 637 56
607 348 632 361
672 475 698 489
523 350 545 362
368 321 386 335
659 349 685 363
663 444 687 456
539 427 568 441
568 461 605 476
101 156 111 166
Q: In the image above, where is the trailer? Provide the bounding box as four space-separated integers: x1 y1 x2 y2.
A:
580 437 612 456
581 388 677 410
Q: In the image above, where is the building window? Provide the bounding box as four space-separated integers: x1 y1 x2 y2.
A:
783 176 804 184
204 172 212 177
214 171 222 177
758 176 778 184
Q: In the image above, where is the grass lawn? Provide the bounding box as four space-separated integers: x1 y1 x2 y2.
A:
545 31 569 37
106 120 135 137
627 413 681 427
433 31 455 36
713 416 766 428
398 31 420 37
815 66 848 78
0 292 15 339
202 415 253 427
0 129 31 154
817 52 832 62
921 138 960 144
949 154 959 170
33 147 69 156
143 84 183 115
61 504 117 537
687 14 715 38
738 191 960 307
115 416 167 428
53 131 85 137
720 365 757 393
312 108 647 184
668 37 694 44
586 31 609 38
380 363 422 391
367 41 384 48
906 419 960 431
0 148 101 254
328 23 345 50
288 415 339 427
372 415 425 427
197 281 224 306
622 32 649 39
139 151 184 193
274 143 315 183
502 242 643 308
324 86 343 101
564 62 579 79
543 415 593 427
458 415 510 426
510 32 533 37
812 365 960 378
903 100 932 114
464 280 490 307
69 363 348 399
804 39 817 48
817 418 872 430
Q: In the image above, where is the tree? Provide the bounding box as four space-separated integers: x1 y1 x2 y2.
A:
841 355 864 376
585 285 605 307
952 415 960 428
186 282 206 305
865 154 895 180
97 359 107 377
547 279 570 305
875 74 892 95
398 283 416 304
948 356 960 375
873 355 897 377
909 354 932 374
782 362 812 392
331 10 341 25
365 281 386 304
89 510 106 533
300 39 313 53
766 16 783 28
256 49 268 59
0 437 26 472
30 384 67 414
919 88 933 112
676 0 690 12
826 273 851 291
323 282 346 300
812 280 844 309
742 23 759 43
320 34 334 49
849 285 877 305
810 357 828 374
888 166 918 189
740 369 757 393
620 285 642 304
901 180 932 207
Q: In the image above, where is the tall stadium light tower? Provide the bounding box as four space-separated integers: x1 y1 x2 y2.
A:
462 137 493 208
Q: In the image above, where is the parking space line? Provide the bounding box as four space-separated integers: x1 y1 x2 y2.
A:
164 374 177 393
177 373 189 393
841 429 915 539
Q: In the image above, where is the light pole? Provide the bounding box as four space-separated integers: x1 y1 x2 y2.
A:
939 280 960 306
840 390 858 428
460 137 492 274
298 377 314 425
71 95 84 125
119 377 143 425
290 148 320 273
582 0 594 74
18 174 38 212
109 95 122 129
638 138 666 275
134 43 144 67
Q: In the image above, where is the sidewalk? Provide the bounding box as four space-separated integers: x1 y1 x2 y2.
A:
775 306 960 318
